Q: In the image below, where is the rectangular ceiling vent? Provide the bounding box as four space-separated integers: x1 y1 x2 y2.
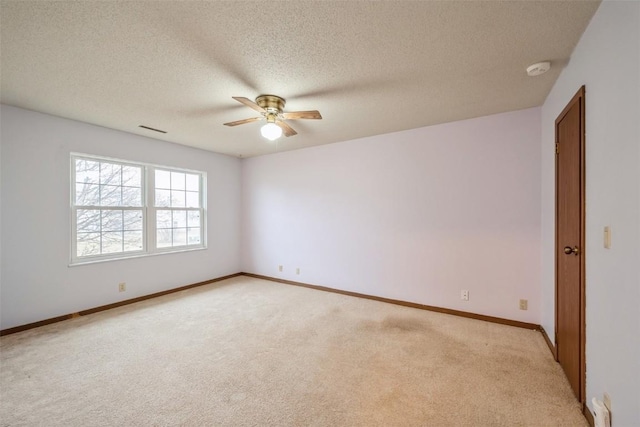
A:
138 125 167 134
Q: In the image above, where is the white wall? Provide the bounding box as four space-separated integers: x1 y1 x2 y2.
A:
0 111 3 318
0 105 242 329
540 1 640 424
242 108 542 323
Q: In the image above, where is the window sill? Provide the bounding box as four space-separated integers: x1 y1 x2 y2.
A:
68 245 207 267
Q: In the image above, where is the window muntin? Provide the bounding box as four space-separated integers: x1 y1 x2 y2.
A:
75 209 144 256
75 159 143 207
71 155 206 264
155 209 202 248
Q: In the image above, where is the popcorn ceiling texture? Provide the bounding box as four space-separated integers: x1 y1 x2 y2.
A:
0 1 600 157
0 276 587 426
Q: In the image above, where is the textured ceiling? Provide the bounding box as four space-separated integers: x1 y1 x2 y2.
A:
1 1 600 158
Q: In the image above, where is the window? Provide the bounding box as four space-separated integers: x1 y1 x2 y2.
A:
154 169 202 248
71 154 206 264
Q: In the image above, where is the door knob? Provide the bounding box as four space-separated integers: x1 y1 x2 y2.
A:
563 246 580 255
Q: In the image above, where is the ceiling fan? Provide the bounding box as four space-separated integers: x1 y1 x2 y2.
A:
223 95 322 141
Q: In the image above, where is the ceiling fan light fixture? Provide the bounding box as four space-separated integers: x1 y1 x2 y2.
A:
261 122 282 141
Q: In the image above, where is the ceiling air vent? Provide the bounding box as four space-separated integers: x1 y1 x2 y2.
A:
138 125 167 134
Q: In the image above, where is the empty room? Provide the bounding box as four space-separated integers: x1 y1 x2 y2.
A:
1 1 638 426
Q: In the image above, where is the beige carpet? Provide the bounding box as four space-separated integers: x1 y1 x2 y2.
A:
1 276 586 426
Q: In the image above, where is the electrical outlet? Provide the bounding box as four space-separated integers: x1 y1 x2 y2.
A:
118 282 126 292
461 290 469 301
278 265 283 272
296 268 300 275
519 299 528 310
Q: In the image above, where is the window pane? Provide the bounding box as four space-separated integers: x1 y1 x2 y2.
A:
100 185 121 206
185 174 199 191
77 209 101 233
186 191 199 208
155 189 171 207
123 210 143 231
76 159 100 184
102 210 123 232
187 211 200 227
100 163 121 186
101 231 123 253
155 170 170 189
171 172 185 190
75 183 100 206
172 210 187 228
122 166 142 188
77 232 100 257
156 210 172 228
123 231 143 252
173 228 187 246
157 229 172 248
187 227 201 245
171 190 185 207
122 186 142 207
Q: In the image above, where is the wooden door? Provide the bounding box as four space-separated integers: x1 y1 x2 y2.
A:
555 86 586 404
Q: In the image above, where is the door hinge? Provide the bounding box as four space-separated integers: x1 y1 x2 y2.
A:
555 142 559 154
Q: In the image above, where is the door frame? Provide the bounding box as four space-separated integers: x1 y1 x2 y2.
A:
554 85 586 406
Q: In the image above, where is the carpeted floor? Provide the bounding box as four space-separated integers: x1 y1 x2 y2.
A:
0 276 587 426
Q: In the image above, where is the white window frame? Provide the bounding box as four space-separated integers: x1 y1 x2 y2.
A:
70 153 207 265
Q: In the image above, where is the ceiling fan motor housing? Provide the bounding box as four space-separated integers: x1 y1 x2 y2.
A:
256 95 285 114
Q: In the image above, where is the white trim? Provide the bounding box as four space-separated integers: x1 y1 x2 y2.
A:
68 246 207 267
71 152 206 174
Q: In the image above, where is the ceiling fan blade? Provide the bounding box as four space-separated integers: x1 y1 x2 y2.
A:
223 117 263 127
282 110 322 120
232 96 265 113
276 120 297 137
